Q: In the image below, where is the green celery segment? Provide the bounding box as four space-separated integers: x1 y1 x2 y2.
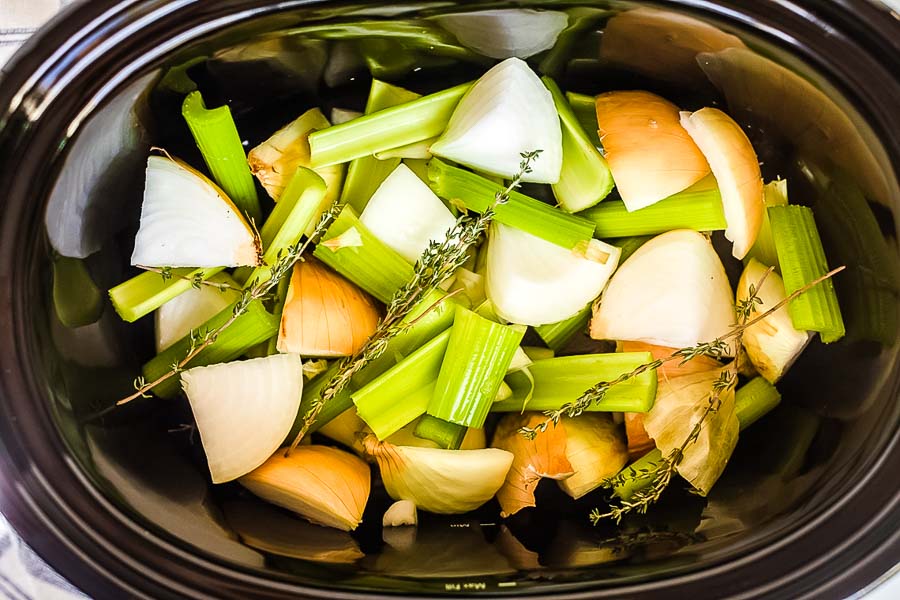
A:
565 91 602 148
427 159 596 249
182 91 260 223
613 376 781 500
341 80 420 214
582 176 725 238
543 77 614 212
769 205 845 343
312 206 414 303
53 256 103 328
492 352 657 414
265 273 292 355
534 303 592 352
426 307 526 429
413 414 468 450
746 179 789 268
309 82 471 168
287 290 458 438
612 235 653 263
352 329 451 439
235 167 327 287
109 267 225 323
142 299 279 398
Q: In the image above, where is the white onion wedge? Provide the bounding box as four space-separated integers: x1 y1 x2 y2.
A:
182 354 303 483
594 91 710 211
131 156 260 268
486 223 620 326
433 9 568 59
430 58 562 183
680 107 764 259
155 272 240 352
590 230 734 351
738 259 810 382
359 163 457 264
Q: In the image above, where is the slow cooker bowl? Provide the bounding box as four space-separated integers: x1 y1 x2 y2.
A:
0 1 898 598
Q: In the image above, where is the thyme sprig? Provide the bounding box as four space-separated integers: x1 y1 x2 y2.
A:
519 265 844 439
116 201 344 406
137 265 240 292
285 150 543 454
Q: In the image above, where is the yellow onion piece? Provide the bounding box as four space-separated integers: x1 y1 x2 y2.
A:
239 445 371 531
277 259 380 357
738 259 810 383
594 91 710 211
680 107 764 259
247 107 344 234
131 155 260 268
643 370 739 495
365 438 512 514
623 413 655 461
222 500 364 564
591 230 734 351
317 408 370 457
557 415 627 499
491 413 574 517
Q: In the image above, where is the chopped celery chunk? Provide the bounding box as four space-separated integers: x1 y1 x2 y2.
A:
492 352 657 413
565 91 602 148
534 303 592 352
313 206 414 303
746 179 789 268
109 267 225 323
543 77 614 212
427 159 596 249
308 82 471 167
769 205 845 343
182 91 260 223
582 176 725 238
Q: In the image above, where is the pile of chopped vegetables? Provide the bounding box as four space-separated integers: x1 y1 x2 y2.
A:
107 54 845 534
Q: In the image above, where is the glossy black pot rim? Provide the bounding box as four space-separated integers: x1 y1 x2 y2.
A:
0 1 899 599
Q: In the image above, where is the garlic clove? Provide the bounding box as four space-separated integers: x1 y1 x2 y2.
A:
737 259 810 382
131 155 260 268
365 438 512 514
492 412 574 517
383 500 418 527
590 229 734 352
222 500 364 564
239 445 371 531
277 259 380 357
557 414 628 499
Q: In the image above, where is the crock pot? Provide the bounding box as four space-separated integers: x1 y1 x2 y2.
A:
0 1 898 598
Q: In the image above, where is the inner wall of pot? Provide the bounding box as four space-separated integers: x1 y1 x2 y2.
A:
37 0 900 593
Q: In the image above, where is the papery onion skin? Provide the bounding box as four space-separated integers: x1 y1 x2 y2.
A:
557 415 627 499
240 445 371 531
594 91 710 211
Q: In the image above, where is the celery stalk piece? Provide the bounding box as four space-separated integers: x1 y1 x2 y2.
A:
613 376 780 499
352 329 451 439
543 77 614 212
426 308 526 429
308 82 471 168
287 362 354 441
53 256 103 328
235 167 327 287
492 352 657 414
427 159 596 249
142 299 279 398
341 80 420 214
565 91 602 148
534 303 592 352
769 205 845 342
582 175 726 238
413 414 467 450
538 8 610 79
265 273 292 355
353 289 457 387
182 91 260 223
109 267 225 323
746 179 789 268
312 206 414 303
